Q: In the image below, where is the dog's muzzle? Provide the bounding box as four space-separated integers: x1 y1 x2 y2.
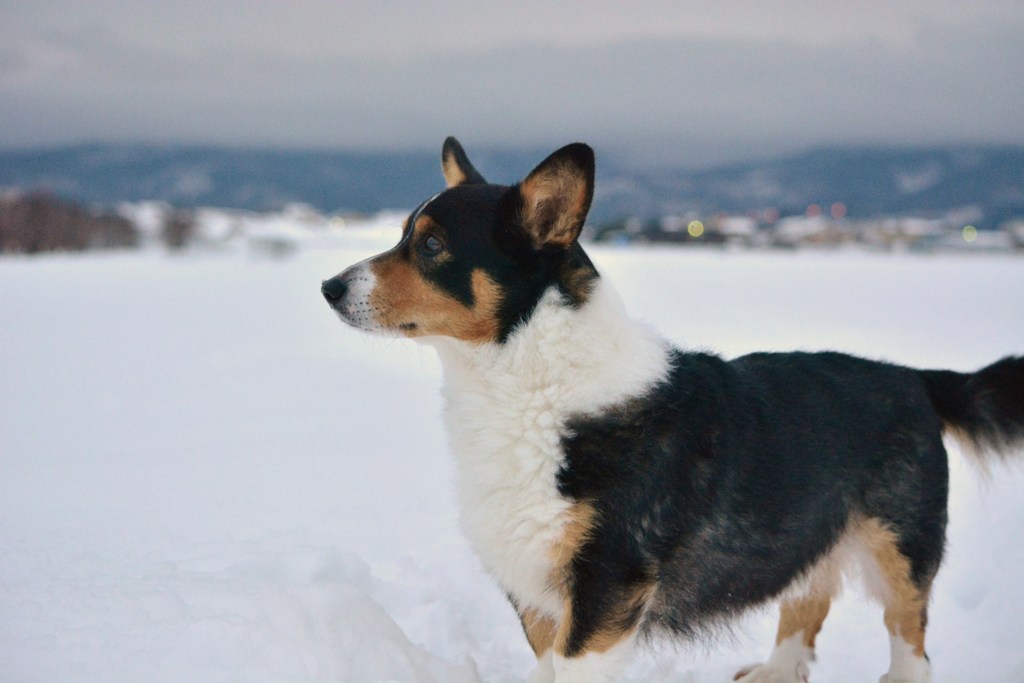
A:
321 263 383 332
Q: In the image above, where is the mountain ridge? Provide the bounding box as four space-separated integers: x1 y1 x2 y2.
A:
2 143 1022 227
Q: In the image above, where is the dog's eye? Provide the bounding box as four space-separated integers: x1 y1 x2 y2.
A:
420 235 444 256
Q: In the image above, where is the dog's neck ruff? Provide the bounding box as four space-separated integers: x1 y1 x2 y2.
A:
424 278 671 615
428 277 671 417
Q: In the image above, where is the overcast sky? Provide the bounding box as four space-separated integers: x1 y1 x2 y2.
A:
2 1 1023 166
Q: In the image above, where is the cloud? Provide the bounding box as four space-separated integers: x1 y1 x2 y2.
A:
1 2 1022 164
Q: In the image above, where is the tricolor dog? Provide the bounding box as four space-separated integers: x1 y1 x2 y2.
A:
321 138 1024 683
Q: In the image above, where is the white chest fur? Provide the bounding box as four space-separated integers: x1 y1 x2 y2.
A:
427 280 671 617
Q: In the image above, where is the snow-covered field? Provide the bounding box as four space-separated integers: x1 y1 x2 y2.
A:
2 227 1024 683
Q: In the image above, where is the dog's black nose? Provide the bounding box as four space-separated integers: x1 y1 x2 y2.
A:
321 277 347 303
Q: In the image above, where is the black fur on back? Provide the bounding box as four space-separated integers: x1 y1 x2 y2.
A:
558 350 952 648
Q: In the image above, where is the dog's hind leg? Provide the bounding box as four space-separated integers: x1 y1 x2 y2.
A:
733 594 831 683
860 518 934 683
734 555 839 683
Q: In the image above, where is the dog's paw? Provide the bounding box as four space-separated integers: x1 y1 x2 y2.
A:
525 670 554 683
878 675 929 683
878 655 930 683
733 661 810 683
526 670 554 683
525 653 555 683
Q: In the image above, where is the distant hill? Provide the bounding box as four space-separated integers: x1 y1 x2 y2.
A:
2 144 1022 227
0 144 540 215
606 146 1024 228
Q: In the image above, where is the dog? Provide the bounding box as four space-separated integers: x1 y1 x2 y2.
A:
321 137 1024 683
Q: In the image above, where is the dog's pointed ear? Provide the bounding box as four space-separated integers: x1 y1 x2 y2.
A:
514 143 594 251
441 136 486 187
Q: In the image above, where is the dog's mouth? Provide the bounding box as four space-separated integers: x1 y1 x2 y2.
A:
331 306 372 330
324 292 414 338
328 300 385 333
334 306 424 339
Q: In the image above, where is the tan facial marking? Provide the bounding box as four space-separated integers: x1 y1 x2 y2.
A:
367 215 502 343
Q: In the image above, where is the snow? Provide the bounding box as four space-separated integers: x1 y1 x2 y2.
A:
2 226 1023 683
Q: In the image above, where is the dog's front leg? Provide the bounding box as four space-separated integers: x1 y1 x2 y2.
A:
517 616 637 683
526 653 555 683
516 606 558 683
551 633 636 683
547 578 647 683
513 589 640 683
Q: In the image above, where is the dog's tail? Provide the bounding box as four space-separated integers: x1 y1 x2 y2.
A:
920 356 1024 459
